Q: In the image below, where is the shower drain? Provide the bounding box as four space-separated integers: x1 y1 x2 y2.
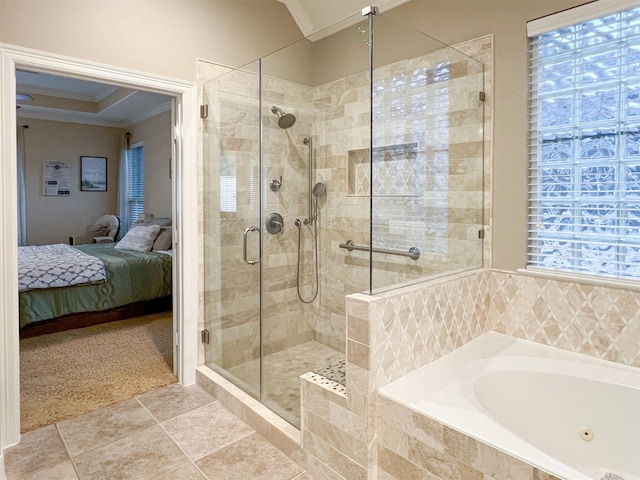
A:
579 426 595 441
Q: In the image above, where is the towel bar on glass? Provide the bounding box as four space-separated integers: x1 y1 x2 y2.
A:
339 240 420 260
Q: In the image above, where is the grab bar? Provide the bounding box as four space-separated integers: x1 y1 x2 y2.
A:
339 239 420 261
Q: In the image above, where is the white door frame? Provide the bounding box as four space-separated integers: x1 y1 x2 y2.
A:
0 44 199 453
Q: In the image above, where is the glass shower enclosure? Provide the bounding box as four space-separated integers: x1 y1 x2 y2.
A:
202 8 485 427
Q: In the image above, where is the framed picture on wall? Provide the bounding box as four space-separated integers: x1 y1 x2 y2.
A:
80 156 107 191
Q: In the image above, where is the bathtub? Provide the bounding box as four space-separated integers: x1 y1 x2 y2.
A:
378 331 640 480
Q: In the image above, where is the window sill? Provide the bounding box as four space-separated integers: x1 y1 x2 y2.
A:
514 267 640 293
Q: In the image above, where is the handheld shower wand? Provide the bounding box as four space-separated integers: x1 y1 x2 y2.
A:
311 182 326 223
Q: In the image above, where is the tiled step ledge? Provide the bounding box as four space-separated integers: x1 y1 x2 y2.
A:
302 372 347 397
312 359 346 387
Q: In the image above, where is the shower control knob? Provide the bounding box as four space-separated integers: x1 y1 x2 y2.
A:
266 213 284 235
270 177 282 192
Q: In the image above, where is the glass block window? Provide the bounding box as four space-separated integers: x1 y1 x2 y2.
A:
527 5 640 280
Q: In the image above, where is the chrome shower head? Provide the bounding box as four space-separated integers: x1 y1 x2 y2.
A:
271 106 296 129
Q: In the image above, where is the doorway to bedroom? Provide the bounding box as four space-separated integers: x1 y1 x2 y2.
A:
0 44 199 450
16 70 177 432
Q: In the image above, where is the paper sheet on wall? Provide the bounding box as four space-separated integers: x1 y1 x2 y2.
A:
43 161 71 196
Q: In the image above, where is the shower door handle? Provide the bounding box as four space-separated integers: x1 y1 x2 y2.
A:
242 226 261 265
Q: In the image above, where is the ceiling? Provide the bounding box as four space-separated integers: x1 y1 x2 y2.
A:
14 1 408 126
278 0 410 40
15 70 172 128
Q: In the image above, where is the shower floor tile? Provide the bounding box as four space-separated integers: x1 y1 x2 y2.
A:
227 341 343 427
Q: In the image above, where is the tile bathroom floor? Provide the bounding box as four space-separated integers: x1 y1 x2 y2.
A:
4 383 309 480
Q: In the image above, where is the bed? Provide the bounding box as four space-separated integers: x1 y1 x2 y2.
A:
19 243 172 338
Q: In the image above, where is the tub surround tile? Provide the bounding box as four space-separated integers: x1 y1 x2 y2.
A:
377 395 444 453
3 425 69 479
57 398 156 456
378 445 439 480
304 261 640 480
408 437 484 480
490 271 640 367
304 452 348 480
305 411 363 465
442 426 534 480
326 447 368 480
367 265 639 480
347 339 370 371
532 470 563 480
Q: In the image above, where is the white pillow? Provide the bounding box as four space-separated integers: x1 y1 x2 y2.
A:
115 225 161 252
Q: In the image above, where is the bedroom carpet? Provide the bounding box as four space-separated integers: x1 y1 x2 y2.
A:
19 311 177 433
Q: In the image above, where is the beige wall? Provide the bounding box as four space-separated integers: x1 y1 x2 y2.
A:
0 0 303 82
128 110 173 219
21 119 121 245
4 0 592 272
385 0 588 272
21 110 172 245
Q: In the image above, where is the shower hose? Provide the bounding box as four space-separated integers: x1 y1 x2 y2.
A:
295 216 320 303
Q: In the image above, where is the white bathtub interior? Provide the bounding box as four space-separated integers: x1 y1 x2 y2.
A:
378 331 640 480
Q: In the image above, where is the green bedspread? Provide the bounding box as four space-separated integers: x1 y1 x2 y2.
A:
19 244 172 328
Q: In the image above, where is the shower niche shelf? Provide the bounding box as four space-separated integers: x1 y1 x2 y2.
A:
347 142 419 197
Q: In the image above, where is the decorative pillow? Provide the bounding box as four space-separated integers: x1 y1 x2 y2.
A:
152 228 172 251
115 225 161 252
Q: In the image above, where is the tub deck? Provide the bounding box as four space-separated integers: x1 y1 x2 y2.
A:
378 332 640 480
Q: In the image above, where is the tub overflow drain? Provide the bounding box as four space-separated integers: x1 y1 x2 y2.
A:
579 426 595 442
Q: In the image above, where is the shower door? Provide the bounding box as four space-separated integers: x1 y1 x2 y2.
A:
202 62 262 399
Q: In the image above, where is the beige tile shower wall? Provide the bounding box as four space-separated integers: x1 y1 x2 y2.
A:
200 34 494 361
261 76 317 355
202 68 263 370
321 38 491 297
203 68 333 365
310 35 493 347
313 71 372 353
370 45 487 286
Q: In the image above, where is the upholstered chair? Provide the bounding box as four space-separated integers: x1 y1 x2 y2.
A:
69 215 120 245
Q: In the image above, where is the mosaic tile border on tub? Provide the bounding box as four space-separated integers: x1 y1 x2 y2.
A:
301 372 347 397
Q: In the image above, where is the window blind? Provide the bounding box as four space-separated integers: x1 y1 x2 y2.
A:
526 0 639 37
527 5 640 280
127 144 144 231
